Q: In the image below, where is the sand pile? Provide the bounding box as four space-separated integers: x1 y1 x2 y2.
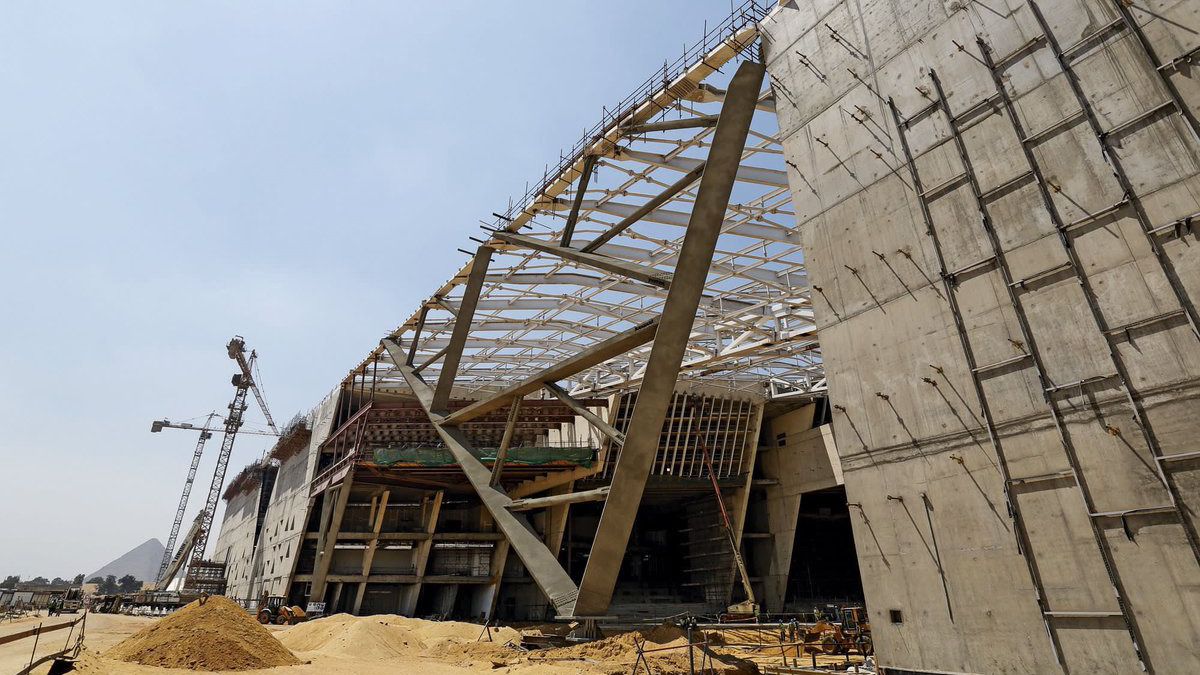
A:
536 625 758 675
105 596 301 671
278 613 520 664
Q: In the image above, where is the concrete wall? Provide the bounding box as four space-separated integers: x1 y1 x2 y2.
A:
212 485 261 600
753 403 845 611
763 0 1200 672
253 391 338 597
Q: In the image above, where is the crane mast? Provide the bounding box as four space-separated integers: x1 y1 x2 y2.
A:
150 416 279 587
154 412 216 585
180 336 276 592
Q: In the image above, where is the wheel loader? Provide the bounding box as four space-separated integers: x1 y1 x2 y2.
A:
256 595 308 625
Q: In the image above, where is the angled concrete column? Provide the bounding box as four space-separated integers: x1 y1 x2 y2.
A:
433 246 493 414
543 382 625 445
353 489 390 614
400 489 443 616
725 401 765 605
543 481 574 556
490 398 522 487
382 343 581 616
572 58 766 618
310 473 354 603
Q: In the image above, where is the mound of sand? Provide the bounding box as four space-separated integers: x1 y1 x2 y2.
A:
105 596 300 671
278 613 520 663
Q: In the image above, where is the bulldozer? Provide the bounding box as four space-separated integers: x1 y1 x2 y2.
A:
256 594 308 626
802 605 872 656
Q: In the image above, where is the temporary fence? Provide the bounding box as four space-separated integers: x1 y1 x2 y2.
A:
0 611 87 675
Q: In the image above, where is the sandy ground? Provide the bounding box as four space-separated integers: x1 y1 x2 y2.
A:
0 612 618 675
0 612 156 674
0 610 860 674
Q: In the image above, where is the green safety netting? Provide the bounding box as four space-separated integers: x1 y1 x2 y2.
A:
369 446 595 468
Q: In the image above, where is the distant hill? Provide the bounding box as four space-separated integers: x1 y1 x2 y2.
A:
89 538 165 583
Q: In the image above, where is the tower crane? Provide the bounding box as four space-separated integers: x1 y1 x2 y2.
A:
147 336 277 593
182 336 277 592
150 416 278 588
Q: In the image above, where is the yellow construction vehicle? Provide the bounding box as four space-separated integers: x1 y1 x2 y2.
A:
802 606 873 656
256 595 308 625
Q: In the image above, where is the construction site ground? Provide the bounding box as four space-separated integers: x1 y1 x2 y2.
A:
0 610 866 674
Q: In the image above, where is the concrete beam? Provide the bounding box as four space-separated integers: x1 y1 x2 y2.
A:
543 382 625 446
571 59 766 618
508 486 611 512
434 320 660 426
433 246 493 413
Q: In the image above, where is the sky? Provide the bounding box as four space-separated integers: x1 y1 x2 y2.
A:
0 1 745 578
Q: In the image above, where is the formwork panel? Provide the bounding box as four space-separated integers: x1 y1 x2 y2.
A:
1032 122 1127 217
955 271 1026 367
986 184 1060 255
1018 279 1115 383
1102 519 1200 666
1074 34 1172 128
1010 484 1120 611
1113 322 1200 388
1000 424 1072 478
1057 397 1174 513
925 186 995 273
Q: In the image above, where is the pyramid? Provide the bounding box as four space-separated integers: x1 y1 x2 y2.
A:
88 538 165 583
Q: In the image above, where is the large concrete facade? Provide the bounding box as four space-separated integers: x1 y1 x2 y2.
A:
763 0 1200 672
213 387 853 621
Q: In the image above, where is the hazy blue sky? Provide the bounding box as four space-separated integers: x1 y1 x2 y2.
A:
0 1 744 578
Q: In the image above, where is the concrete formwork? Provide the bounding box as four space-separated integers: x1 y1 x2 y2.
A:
762 0 1200 672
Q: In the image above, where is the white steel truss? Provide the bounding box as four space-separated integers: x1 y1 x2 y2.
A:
343 1 822 404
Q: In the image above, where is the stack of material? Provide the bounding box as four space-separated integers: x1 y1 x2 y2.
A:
105 596 300 671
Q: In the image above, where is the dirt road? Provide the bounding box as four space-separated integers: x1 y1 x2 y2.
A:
0 612 155 674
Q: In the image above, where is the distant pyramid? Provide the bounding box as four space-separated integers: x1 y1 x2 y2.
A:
89 538 166 583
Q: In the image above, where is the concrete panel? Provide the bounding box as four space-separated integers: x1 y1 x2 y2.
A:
765 0 1200 670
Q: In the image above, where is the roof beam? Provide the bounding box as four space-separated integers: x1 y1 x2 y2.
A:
494 231 672 288
560 154 597 247
580 161 706 253
617 148 787 187
621 115 718 135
